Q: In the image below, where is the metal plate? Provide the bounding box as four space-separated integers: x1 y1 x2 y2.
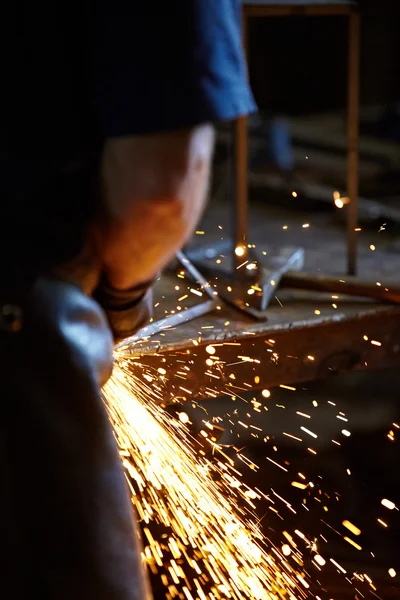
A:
118 273 400 405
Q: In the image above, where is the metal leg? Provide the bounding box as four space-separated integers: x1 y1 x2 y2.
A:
234 116 248 268
346 10 360 275
234 11 249 270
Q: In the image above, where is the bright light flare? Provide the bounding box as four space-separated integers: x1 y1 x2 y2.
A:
235 246 246 257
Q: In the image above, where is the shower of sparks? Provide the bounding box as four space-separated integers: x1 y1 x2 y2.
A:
104 232 399 599
104 363 303 600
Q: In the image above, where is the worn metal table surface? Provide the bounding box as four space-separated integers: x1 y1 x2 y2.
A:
121 277 400 404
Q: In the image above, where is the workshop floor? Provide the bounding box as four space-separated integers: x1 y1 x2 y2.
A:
172 182 400 597
189 367 400 598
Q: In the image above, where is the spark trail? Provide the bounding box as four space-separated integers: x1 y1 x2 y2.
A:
103 361 305 600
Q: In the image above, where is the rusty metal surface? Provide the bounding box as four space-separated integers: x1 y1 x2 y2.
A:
119 274 400 404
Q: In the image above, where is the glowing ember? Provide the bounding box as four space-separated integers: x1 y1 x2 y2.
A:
235 246 245 257
342 521 361 536
178 412 190 424
314 555 326 567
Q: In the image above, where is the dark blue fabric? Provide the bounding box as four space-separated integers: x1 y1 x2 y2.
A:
5 2 255 159
91 1 257 137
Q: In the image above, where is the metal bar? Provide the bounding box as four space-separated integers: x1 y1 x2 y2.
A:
233 11 249 270
176 251 215 299
234 118 248 264
116 299 218 350
116 252 218 350
281 271 400 304
346 10 360 275
243 5 353 18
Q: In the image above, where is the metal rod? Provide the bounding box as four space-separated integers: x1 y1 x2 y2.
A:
116 252 219 350
116 300 218 350
234 117 248 265
176 250 216 300
346 10 360 275
234 10 249 270
281 271 400 304
243 6 353 19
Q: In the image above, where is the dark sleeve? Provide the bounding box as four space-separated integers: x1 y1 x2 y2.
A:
91 1 257 137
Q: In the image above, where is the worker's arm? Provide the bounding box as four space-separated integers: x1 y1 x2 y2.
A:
96 124 215 291
90 0 256 293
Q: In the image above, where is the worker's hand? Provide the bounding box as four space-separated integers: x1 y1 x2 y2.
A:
93 276 154 343
50 247 154 342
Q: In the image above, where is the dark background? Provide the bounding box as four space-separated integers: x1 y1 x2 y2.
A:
247 0 400 114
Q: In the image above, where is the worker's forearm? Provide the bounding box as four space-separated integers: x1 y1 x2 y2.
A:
97 125 215 290
96 197 203 289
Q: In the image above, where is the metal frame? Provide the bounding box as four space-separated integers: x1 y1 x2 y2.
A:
238 1 360 274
